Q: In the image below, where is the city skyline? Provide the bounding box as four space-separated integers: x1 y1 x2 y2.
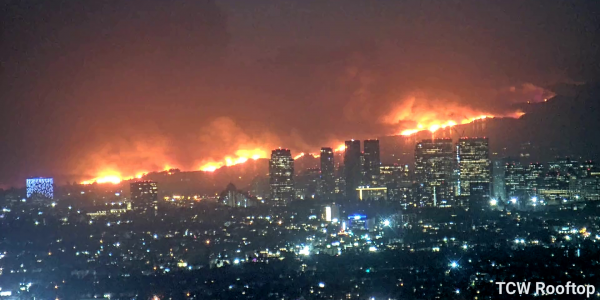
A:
3 1 600 299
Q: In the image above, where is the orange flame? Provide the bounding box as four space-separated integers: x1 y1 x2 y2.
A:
400 116 490 136
81 165 177 184
199 148 268 172
334 144 346 152
386 94 531 137
81 170 123 185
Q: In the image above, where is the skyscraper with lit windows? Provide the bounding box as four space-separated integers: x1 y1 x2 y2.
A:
457 137 491 208
269 149 295 205
130 181 158 205
320 147 335 200
363 139 381 186
344 140 361 200
414 139 456 207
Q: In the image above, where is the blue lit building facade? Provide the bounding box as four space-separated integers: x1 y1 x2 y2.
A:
26 177 54 199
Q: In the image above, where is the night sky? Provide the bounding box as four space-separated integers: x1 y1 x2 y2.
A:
1 0 599 187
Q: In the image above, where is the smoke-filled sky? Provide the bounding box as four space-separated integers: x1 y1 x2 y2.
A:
1 0 598 186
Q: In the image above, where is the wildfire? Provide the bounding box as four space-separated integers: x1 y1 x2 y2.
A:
294 152 321 160
81 172 123 185
334 144 346 152
81 164 177 184
399 116 489 136
199 148 267 172
385 92 536 137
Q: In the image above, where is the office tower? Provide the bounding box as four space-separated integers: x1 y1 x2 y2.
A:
533 157 577 204
356 186 388 201
492 159 507 201
363 139 381 186
414 138 456 207
322 204 340 222
320 147 335 199
540 169 570 203
130 181 158 205
269 149 295 205
249 175 270 199
296 168 321 200
457 137 491 209
220 183 256 208
344 140 361 200
379 164 404 185
26 177 54 199
380 164 412 204
549 157 579 176
504 161 525 199
524 162 544 196
572 160 600 201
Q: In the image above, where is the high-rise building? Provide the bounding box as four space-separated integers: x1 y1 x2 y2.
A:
504 161 525 199
457 137 491 208
356 186 388 201
524 162 544 196
571 160 600 201
344 140 361 200
492 159 507 201
320 147 335 200
220 183 256 208
414 138 456 207
269 149 295 205
363 139 381 186
26 177 54 199
322 204 340 222
380 164 412 205
540 169 570 203
296 168 320 200
130 181 158 205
